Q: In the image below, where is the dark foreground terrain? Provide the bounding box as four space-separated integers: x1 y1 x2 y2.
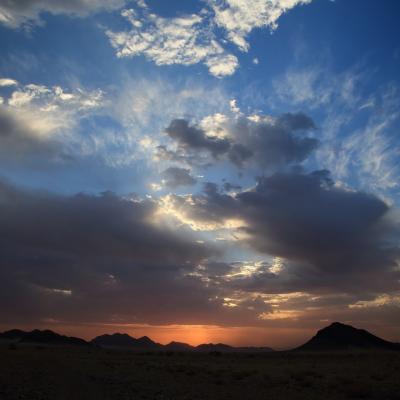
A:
0 344 399 400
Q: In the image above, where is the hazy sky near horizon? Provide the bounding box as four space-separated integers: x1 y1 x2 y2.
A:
0 0 399 348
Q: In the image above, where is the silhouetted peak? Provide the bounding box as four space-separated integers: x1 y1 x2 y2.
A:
196 343 234 352
297 322 398 351
137 335 153 343
165 341 193 350
325 322 358 331
91 332 160 349
106 333 136 339
167 341 190 346
91 332 137 347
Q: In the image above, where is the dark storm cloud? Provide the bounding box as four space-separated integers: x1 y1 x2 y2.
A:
163 112 318 169
0 179 208 323
173 170 400 294
229 113 318 169
236 170 394 271
161 167 197 188
227 143 253 167
165 119 231 158
0 180 273 327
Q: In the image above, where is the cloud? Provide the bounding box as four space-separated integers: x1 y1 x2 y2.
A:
106 6 238 78
272 65 400 200
209 0 312 51
228 112 317 168
0 0 126 28
162 112 317 169
0 0 315 77
0 179 287 328
272 66 363 109
0 78 18 87
165 170 400 295
161 167 197 189
0 107 60 161
165 119 231 158
106 0 313 77
236 171 396 275
0 179 216 325
103 76 231 172
0 78 104 165
110 77 230 132
321 85 400 198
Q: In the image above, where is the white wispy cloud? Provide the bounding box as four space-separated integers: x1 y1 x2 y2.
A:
272 65 400 202
0 78 104 161
4 81 103 136
106 0 313 77
333 103 400 197
0 73 232 174
209 0 312 51
0 78 18 87
1 0 314 77
106 6 238 78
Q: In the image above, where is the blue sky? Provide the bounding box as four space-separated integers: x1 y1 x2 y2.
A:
0 0 399 347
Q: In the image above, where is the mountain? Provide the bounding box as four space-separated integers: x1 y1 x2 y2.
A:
164 341 194 351
91 333 161 349
296 322 399 351
136 335 160 348
0 329 27 341
91 333 138 347
0 329 89 346
195 343 274 353
196 343 235 352
19 329 89 346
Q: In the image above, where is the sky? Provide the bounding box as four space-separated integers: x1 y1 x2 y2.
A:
0 0 399 349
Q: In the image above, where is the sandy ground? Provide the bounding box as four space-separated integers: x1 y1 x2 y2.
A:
0 344 399 400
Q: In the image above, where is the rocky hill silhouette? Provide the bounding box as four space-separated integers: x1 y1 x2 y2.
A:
296 322 399 351
164 341 194 351
91 333 161 349
0 329 26 341
0 329 89 346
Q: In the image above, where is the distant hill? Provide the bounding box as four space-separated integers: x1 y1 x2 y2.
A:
0 329 27 341
19 330 89 346
195 343 234 352
91 333 139 347
0 329 89 346
1 328 272 351
164 341 194 351
91 333 161 350
296 322 399 351
195 343 273 353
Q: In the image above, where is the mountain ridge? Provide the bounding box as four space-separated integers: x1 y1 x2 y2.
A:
0 329 89 346
1 323 398 352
